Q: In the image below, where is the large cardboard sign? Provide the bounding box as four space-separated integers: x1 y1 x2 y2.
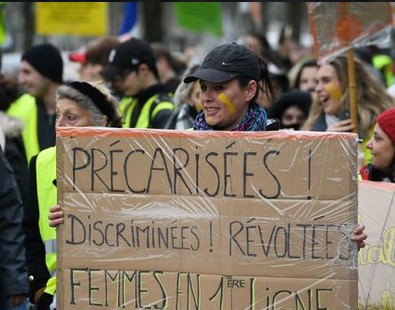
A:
56 128 358 309
358 181 395 309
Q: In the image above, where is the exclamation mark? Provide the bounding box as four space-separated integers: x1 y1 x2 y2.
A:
307 149 312 200
209 220 213 252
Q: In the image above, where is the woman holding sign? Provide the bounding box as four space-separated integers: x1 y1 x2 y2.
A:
49 43 368 270
24 81 121 310
182 42 367 249
183 42 274 131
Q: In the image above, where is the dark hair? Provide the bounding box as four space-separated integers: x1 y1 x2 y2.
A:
236 53 275 106
86 36 120 66
0 75 20 111
293 60 317 89
267 88 311 120
151 42 185 74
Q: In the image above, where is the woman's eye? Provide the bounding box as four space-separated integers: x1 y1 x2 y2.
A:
67 115 77 122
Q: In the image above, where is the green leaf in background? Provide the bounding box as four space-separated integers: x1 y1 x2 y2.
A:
175 2 223 37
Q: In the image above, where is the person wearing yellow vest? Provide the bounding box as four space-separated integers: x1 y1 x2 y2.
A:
100 37 175 129
7 43 63 164
23 80 122 310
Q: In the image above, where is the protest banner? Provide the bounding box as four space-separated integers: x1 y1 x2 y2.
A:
36 2 108 36
358 181 395 309
56 127 359 309
307 2 393 63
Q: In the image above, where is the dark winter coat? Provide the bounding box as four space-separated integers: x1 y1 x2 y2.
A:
0 148 28 299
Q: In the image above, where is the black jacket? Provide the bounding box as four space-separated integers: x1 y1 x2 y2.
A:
0 149 28 299
0 112 28 203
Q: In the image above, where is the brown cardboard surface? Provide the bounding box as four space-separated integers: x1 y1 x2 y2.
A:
56 127 359 309
358 181 395 309
57 269 357 309
58 194 356 280
57 128 358 201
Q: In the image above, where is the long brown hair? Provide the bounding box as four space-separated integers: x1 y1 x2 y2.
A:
302 54 395 138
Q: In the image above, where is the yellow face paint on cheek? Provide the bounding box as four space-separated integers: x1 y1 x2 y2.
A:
196 100 203 112
206 116 214 125
324 82 342 101
218 92 236 114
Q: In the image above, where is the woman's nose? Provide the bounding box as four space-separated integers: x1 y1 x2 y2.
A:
56 116 66 127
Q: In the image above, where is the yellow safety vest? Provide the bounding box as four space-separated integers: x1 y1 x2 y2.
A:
6 94 40 162
118 94 174 128
36 146 57 295
373 54 394 87
360 124 374 165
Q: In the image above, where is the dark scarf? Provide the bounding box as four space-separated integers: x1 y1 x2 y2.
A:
193 102 267 131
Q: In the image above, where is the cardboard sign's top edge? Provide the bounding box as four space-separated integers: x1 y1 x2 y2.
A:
56 127 358 141
359 180 395 191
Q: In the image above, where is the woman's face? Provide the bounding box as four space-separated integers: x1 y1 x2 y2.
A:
281 105 306 130
56 98 94 127
199 78 256 130
315 63 343 116
366 123 395 172
299 66 317 93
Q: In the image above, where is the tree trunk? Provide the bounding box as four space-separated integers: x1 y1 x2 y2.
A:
141 2 163 42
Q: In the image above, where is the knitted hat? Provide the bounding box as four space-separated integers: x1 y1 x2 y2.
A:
22 43 63 83
376 107 395 144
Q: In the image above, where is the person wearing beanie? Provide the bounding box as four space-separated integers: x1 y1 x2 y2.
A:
267 88 312 130
360 107 395 182
7 43 64 163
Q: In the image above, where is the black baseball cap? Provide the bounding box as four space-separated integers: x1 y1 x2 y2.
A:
184 42 260 84
100 38 156 81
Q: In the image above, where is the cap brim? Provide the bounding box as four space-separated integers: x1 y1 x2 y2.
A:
100 64 124 81
69 52 86 63
184 68 238 83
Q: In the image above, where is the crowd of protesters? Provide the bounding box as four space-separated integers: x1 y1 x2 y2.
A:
1 26 395 309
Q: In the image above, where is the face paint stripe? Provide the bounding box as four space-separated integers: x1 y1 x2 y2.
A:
218 92 236 114
324 82 342 101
